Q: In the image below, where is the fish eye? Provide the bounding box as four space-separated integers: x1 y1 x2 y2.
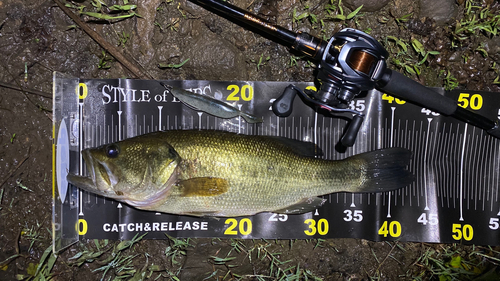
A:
105 144 120 158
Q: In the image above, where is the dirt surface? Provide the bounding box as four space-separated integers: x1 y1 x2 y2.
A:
1 0 500 280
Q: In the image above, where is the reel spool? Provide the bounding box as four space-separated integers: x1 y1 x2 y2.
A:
315 28 388 108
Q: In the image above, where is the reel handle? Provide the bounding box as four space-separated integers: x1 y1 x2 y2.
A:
273 85 364 147
340 114 364 147
272 85 297 117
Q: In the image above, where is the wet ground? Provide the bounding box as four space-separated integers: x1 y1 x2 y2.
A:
1 0 500 280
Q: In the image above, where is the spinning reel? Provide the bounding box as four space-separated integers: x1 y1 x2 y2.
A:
188 0 500 146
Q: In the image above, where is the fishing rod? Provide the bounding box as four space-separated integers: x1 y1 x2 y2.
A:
187 0 500 146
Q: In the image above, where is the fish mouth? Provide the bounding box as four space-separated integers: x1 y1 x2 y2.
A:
67 149 117 198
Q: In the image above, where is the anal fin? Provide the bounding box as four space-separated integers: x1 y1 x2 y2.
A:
273 197 326 215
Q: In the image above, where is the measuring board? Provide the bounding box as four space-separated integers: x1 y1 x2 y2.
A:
52 73 500 251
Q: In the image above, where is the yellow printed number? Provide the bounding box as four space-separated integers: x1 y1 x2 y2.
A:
458 93 482 110
452 223 473 241
76 219 88 235
224 218 252 235
226 84 254 101
76 83 88 99
382 93 406 104
304 218 329 236
378 221 401 237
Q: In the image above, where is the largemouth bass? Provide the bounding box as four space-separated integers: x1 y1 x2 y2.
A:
160 83 263 123
67 130 413 217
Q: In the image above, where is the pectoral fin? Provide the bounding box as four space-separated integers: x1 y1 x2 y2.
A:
178 177 229 197
273 197 326 214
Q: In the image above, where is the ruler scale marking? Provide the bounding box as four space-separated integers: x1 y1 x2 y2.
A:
460 124 468 221
57 80 500 244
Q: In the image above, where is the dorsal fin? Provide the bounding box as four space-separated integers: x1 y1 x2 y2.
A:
267 137 323 157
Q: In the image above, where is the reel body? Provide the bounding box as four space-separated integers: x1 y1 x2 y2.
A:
274 29 389 146
316 28 388 108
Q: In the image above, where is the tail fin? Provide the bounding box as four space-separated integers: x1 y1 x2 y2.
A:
350 148 413 193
